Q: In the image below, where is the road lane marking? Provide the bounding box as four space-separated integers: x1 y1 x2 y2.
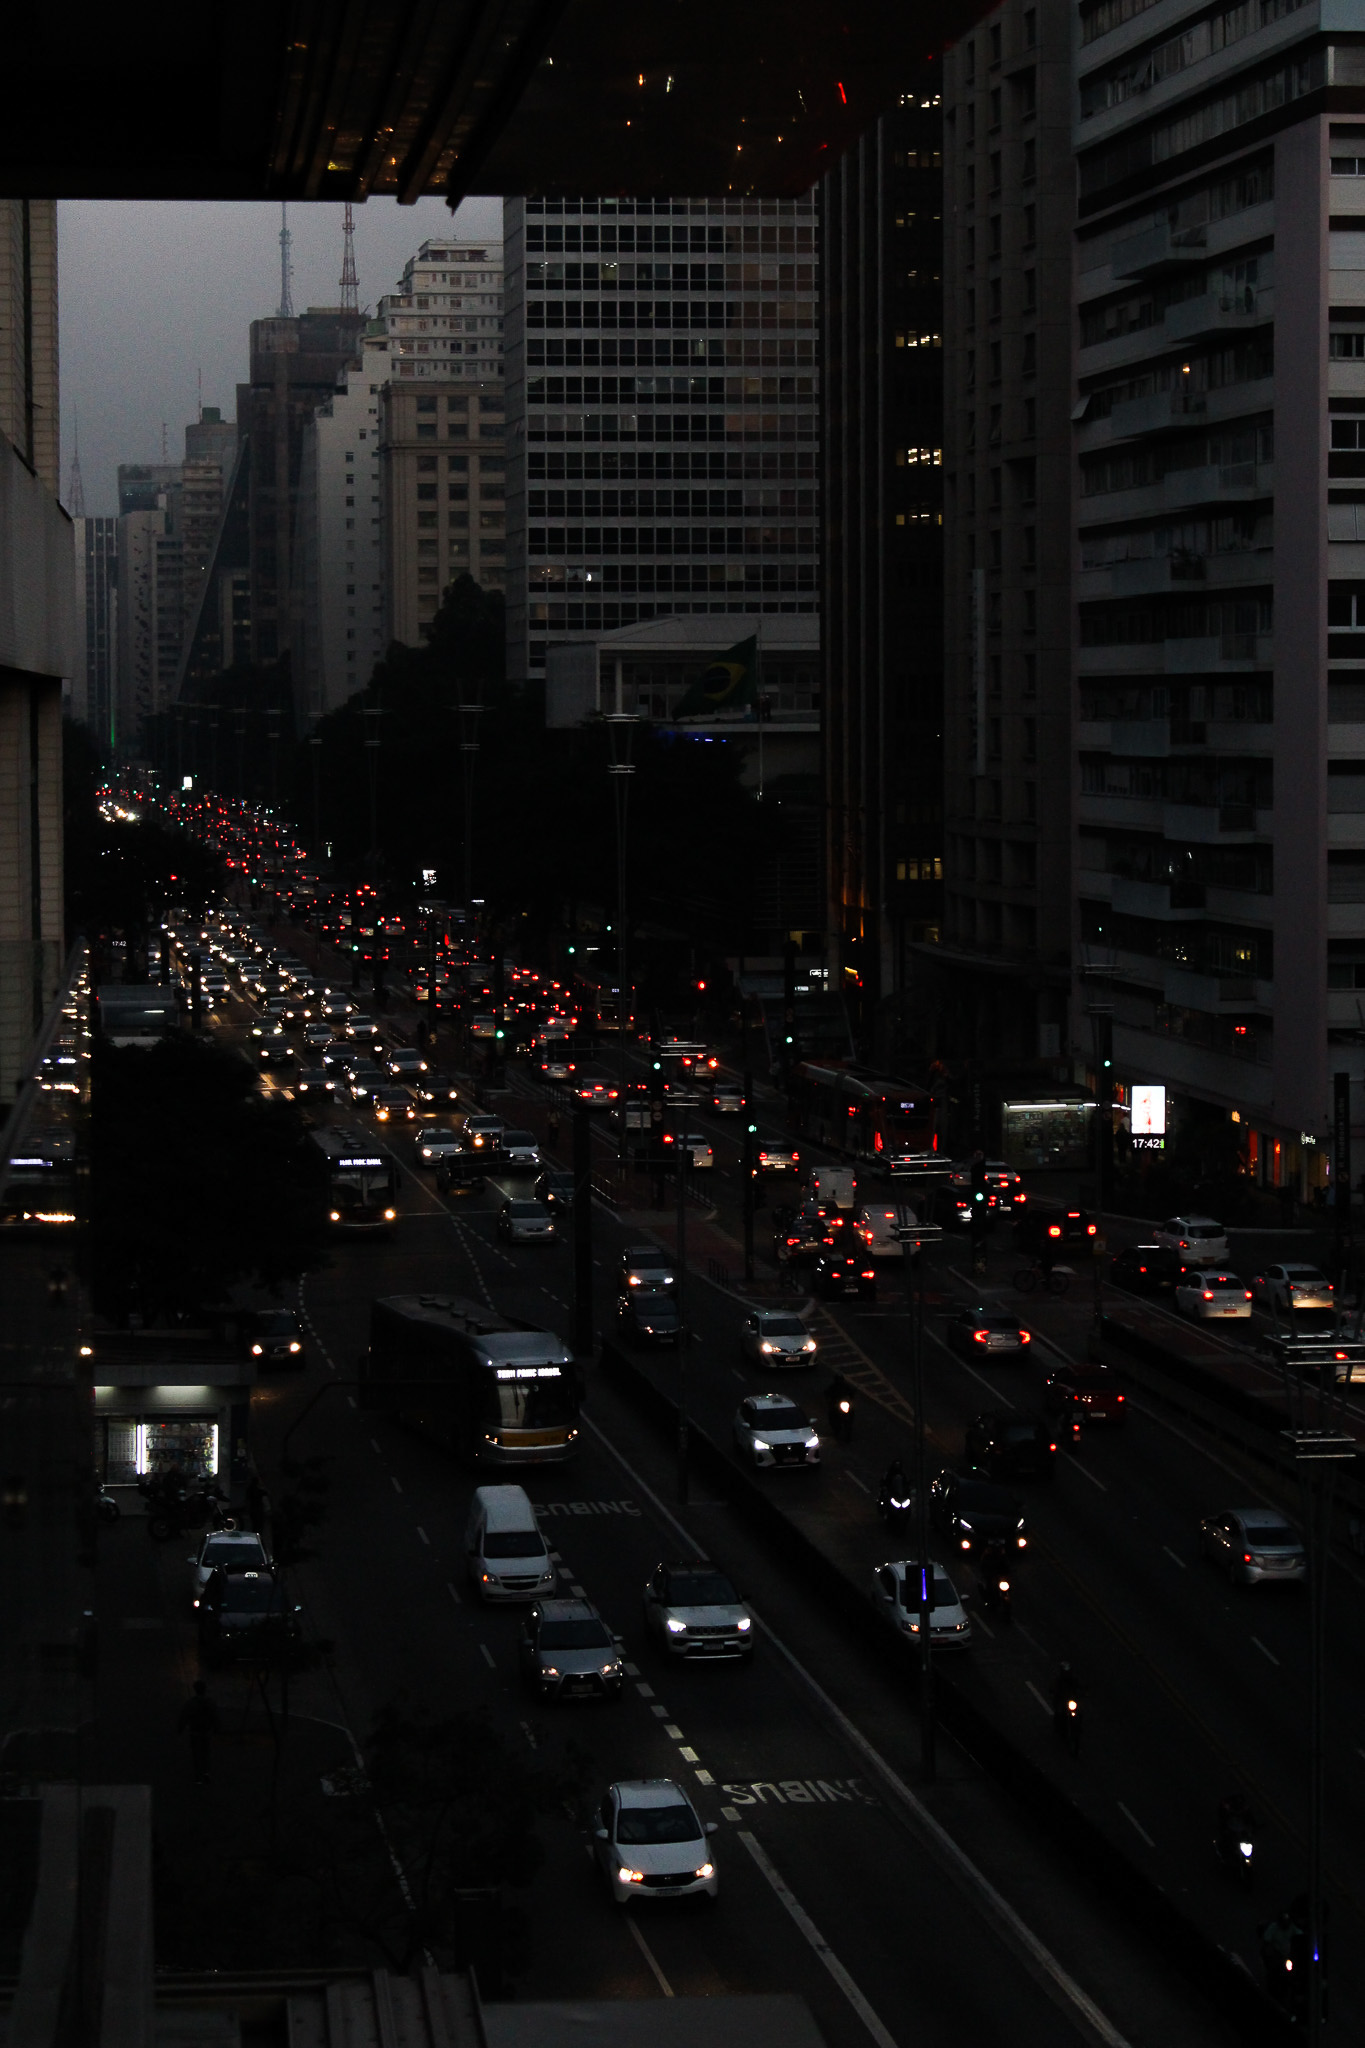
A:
479 1643 496 1669
1070 1462 1108 1492
651 1704 669 1718
390 1475 403 1494
636 1681 655 1697
1117 1803 1154 1848
1026 1681 1052 1714
369 1440 381 1454
624 1912 674 1997
722 1804 741 1821
1161 1545 1187 1570
679 1746 699 1763
973 1612 995 1640
446 1581 461 1605
695 1768 715 1786
416 1526 430 1546
738 1832 899 2048
581 1410 1134 2048
722 1780 875 1807
663 1723 683 1739
842 1469 871 1495
1252 1635 1279 1667
624 1662 640 1677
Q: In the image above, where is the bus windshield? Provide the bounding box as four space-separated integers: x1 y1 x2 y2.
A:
493 1377 575 1429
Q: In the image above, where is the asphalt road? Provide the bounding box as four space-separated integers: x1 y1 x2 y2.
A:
184 916 1357 2040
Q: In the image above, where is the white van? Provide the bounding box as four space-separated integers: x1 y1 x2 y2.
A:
809 1165 858 1213
464 1485 557 1603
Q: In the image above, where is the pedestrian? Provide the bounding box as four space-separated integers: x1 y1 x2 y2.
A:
178 1678 220 1784
825 1373 855 1443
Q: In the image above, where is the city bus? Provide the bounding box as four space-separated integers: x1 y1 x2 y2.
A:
787 1062 938 1169
308 1125 398 1234
0 1137 78 1235
574 972 634 1036
364 1294 579 1464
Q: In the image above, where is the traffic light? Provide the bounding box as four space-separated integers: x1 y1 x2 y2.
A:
971 1152 988 1207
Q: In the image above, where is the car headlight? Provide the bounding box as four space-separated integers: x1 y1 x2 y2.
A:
760 1341 775 1354
383 1208 396 1221
666 1616 688 1635
618 1867 645 1885
289 1341 301 1353
736 1616 752 1632
751 1438 771 1452
804 1338 817 1351
251 1343 263 1355
695 1862 715 1880
602 1663 620 1677
329 1209 341 1222
805 1435 820 1450
541 1666 560 1679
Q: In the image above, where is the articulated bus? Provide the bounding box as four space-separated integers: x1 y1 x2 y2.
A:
364 1294 579 1464
308 1125 399 1234
787 1062 938 1170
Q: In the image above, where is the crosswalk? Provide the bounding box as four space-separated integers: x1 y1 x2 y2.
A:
810 1306 918 1429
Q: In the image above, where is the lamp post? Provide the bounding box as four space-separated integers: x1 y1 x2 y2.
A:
1283 1425 1354 2041
675 1115 691 1505
458 700 484 910
605 712 640 1169
309 736 323 857
898 1217 944 1781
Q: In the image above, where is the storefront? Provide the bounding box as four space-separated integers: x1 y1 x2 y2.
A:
1000 1098 1096 1173
87 1336 254 1493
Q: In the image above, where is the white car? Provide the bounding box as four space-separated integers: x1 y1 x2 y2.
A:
732 1393 820 1469
497 1199 556 1244
1251 1264 1335 1313
678 1132 714 1169
188 1528 268 1608
739 1309 818 1366
500 1129 542 1167
593 1779 718 1904
1173 1270 1253 1320
642 1560 754 1659
1153 1214 1229 1263
871 1560 973 1648
415 1127 461 1167
860 1202 918 1258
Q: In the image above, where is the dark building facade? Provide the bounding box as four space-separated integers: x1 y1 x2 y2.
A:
823 80 945 1062
236 311 365 666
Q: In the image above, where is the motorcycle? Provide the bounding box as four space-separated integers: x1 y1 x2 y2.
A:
1052 1669 1083 1756
97 1488 121 1524
877 1466 915 1537
976 1549 1013 1624
1215 1801 1256 1887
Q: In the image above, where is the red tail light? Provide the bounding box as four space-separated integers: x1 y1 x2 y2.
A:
1244 1291 1252 1300
1048 1225 1062 1238
861 1271 875 1280
1087 1223 1097 1236
1019 1331 1031 1344
1203 1291 1213 1301
973 1329 990 1344
1048 1443 1057 1453
1116 1392 1125 1403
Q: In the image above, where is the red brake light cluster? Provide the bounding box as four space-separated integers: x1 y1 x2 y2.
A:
1019 1331 1031 1344
1048 1224 1062 1239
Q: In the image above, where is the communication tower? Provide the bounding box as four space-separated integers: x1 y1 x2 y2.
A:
340 203 359 314
278 201 295 318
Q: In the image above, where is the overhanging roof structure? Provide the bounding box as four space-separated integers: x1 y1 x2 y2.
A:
7 1 982 203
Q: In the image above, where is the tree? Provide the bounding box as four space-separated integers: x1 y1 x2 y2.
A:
89 1036 326 1323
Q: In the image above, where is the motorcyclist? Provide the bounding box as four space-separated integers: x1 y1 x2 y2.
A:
825 1374 856 1443
878 1460 913 1526
1051 1660 1081 1724
1216 1792 1256 1860
976 1537 1012 1617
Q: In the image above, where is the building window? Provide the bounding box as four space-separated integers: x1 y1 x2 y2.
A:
989 86 1002 129
1023 269 1037 310
1022 332 1036 375
990 214 1002 256
416 397 437 413
989 22 1001 63
989 154 1002 195
1025 8 1036 48
417 425 437 440
1022 137 1036 181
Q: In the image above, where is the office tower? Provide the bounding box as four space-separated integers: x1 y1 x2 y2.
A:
116 505 183 747
73 515 118 751
823 75 946 1059
180 407 237 638
235 309 367 666
502 195 820 687
939 1 1075 1120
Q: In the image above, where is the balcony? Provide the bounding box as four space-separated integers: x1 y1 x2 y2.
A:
1163 461 1272 511
1165 632 1272 672
1108 389 1207 439
1162 802 1268 842
1163 289 1271 344
1111 221 1207 280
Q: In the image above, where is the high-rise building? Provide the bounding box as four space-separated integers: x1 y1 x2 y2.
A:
295 333 388 723
380 380 507 645
235 309 367 666
937 1 1075 1124
822 78 946 1062
180 407 236 640
73 515 118 751
502 195 821 687
0 198 59 496
116 504 182 749
376 239 505 386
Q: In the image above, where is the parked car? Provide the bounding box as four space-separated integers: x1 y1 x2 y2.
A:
519 1598 623 1700
188 1529 269 1608
739 1309 818 1366
1251 1264 1335 1314
642 1560 754 1659
871 1559 972 1648
197 1567 301 1664
944 1306 1030 1359
1198 1507 1307 1586
1173 1269 1253 1321
1153 1214 1230 1264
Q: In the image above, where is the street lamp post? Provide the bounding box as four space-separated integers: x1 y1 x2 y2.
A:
1283 1425 1355 2041
898 1218 944 1781
605 713 640 1170
675 1112 691 1505
309 736 323 857
458 701 484 910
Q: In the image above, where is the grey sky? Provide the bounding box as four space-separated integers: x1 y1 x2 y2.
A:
58 195 503 518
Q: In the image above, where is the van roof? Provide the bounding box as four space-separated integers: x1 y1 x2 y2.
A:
474 1484 540 1531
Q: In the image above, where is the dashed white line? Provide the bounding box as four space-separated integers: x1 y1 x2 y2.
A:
1161 1545 1187 1570
636 1681 655 1698
624 1662 640 1678
695 1768 715 1786
1251 1635 1279 1667
479 1643 496 1669
1025 1680 1052 1715
1117 1803 1154 1848
446 1581 461 1605
390 1475 403 1495
678 1745 699 1763
1070 1461 1108 1493
843 1469 871 1495
369 1439 381 1454
651 1704 669 1718
416 1526 431 1546
738 1831 899 2048
624 1912 674 1997
663 1722 683 1739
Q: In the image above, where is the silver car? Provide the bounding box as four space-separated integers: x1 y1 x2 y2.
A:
497 1199 556 1244
462 1114 505 1152
593 1779 719 1905
188 1528 269 1609
388 1048 428 1081
739 1309 818 1367
519 1598 623 1700
732 1393 820 1469
500 1128 542 1168
1199 1507 1306 1586
415 1127 461 1167
1252 1263 1335 1313
643 1560 754 1659
871 1559 973 1648
1173 1270 1252 1321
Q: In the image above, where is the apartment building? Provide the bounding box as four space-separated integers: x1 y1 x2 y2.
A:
74 514 117 750
502 195 820 687
377 240 504 385
938 1 1076 1110
1071 0 1365 1188
379 380 507 646
823 76 946 1059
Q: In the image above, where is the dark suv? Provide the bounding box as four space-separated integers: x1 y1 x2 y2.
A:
964 1412 1057 1483
197 1567 301 1665
1110 1244 1189 1295
929 1470 1028 1553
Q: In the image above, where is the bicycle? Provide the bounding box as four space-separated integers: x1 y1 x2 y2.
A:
1014 1262 1072 1297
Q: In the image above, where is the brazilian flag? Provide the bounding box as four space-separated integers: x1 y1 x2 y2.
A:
674 636 758 718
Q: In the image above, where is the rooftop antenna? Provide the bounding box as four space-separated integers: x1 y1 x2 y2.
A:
278 200 295 318
197 365 203 423
161 421 168 462
340 202 359 314
66 410 85 518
